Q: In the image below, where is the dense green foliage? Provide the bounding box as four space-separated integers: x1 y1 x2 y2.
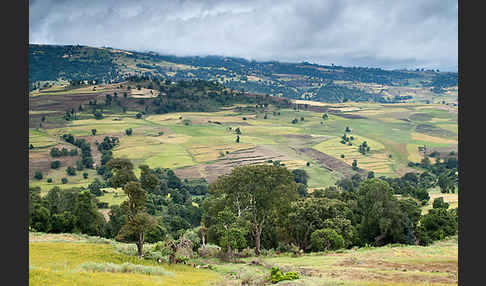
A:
29 44 456 101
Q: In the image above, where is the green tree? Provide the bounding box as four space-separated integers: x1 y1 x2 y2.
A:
310 228 345 251
116 182 157 258
73 190 105 236
34 171 43 180
209 165 298 255
216 207 247 260
91 129 97 136
66 166 76 176
125 128 133 136
437 170 457 193
357 179 419 246
432 197 449 209
51 161 61 169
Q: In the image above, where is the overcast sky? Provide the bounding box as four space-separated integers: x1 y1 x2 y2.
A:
29 0 458 71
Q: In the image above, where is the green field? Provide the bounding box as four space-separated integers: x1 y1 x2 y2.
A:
29 101 457 191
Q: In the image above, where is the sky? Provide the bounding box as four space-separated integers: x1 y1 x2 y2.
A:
29 0 458 71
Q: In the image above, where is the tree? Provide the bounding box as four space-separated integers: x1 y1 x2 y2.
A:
437 170 457 193
136 113 143 119
356 179 420 246
291 169 308 186
106 158 138 188
367 171 375 179
125 128 133 136
73 190 105 236
94 111 104 120
34 171 43 180
66 166 76 176
209 165 298 255
311 228 345 251
51 161 61 169
432 197 449 209
235 135 240 143
91 129 97 136
61 177 68 184
352 160 358 171
216 207 247 260
322 114 328 120
116 182 157 258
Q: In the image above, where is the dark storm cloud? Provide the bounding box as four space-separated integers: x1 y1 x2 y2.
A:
29 0 457 71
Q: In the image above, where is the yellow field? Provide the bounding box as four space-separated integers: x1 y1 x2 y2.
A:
407 144 423 163
411 132 457 145
313 135 393 174
29 241 221 286
187 143 254 162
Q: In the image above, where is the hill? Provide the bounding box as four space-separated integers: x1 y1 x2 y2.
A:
29 44 458 104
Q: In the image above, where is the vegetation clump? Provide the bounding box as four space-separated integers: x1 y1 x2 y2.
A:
270 267 299 283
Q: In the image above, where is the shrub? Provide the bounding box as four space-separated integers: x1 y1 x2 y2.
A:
61 177 68 184
66 166 76 176
94 111 104 120
270 267 299 283
197 244 221 258
311 228 345 251
83 172 89 179
136 112 143 119
433 197 449 209
237 247 255 258
51 160 61 169
79 262 173 276
34 171 43 180
125 128 133 136
46 178 53 183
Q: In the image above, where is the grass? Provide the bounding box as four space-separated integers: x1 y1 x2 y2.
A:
79 261 173 276
31 168 103 194
31 101 457 190
29 240 221 286
98 188 128 206
204 237 457 286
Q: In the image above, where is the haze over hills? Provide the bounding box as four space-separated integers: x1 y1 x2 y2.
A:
29 44 458 104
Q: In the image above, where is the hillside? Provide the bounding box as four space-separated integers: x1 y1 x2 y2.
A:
29 44 458 104
29 232 458 286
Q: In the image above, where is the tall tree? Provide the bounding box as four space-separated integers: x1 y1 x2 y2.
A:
116 181 157 258
209 165 298 255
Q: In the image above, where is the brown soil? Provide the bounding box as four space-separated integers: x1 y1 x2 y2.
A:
175 146 292 183
29 143 81 178
297 147 366 177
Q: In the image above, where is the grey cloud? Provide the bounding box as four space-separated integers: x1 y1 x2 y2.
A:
29 0 457 71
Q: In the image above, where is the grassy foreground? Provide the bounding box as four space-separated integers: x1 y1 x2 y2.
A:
29 232 457 286
29 233 221 286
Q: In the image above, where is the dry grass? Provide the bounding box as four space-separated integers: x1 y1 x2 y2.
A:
411 133 457 145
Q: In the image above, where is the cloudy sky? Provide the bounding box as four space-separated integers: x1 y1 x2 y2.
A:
29 0 458 71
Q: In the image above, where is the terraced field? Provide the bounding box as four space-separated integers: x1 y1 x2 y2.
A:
28 83 457 192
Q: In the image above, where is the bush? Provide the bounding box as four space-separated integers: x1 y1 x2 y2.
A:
136 113 143 119
311 228 345 251
34 171 43 180
125 128 133 136
197 244 221 258
94 111 104 120
270 267 299 283
46 178 53 183
79 262 173 276
61 177 68 184
66 166 76 176
83 172 89 179
51 160 61 169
